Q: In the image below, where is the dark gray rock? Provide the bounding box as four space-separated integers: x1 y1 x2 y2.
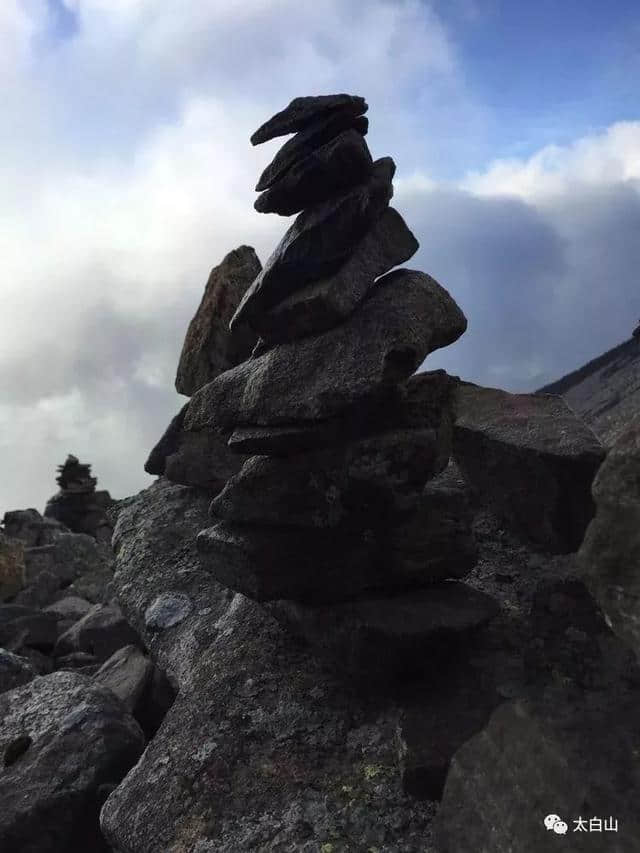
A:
212 428 448 529
144 593 193 630
175 246 261 397
231 157 395 329
13 570 60 608
256 111 368 191
55 651 100 670
44 595 93 622
0 605 59 653
187 269 467 432
254 128 372 216
251 207 419 344
250 93 367 145
453 383 605 552
24 531 113 588
267 583 499 677
579 422 640 659
0 534 24 602
227 421 343 456
0 649 36 694
54 603 141 662
436 689 640 852
145 403 246 491
0 671 144 853
3 508 67 546
94 645 154 715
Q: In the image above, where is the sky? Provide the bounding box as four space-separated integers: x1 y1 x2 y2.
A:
1 0 639 513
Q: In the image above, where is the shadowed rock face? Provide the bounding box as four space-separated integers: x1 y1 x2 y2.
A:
231 157 395 329
187 269 467 433
452 383 605 553
175 246 261 397
250 93 368 145
579 421 640 659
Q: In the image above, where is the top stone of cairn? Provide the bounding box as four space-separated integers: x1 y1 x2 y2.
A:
250 94 368 145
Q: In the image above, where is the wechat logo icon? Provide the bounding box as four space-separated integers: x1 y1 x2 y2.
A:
544 814 568 835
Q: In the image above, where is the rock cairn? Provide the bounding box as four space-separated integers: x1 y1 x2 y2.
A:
183 93 499 673
44 455 113 542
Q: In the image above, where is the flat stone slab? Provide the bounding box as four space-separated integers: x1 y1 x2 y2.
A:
254 128 372 216
186 270 466 432
252 207 419 344
175 246 261 396
453 383 605 552
250 93 367 145
231 157 395 329
256 110 368 191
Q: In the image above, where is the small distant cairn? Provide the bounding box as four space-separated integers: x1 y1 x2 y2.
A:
44 455 114 542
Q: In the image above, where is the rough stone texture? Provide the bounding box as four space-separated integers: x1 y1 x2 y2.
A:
175 246 262 397
0 671 144 853
212 428 448 530
0 534 24 602
254 128 373 215
0 649 36 694
436 689 640 852
44 595 93 621
54 603 141 662
145 402 246 491
24 532 113 587
0 605 60 653
3 509 67 546
144 592 193 629
250 93 367 145
187 269 467 432
453 383 605 552
256 110 368 191
12 569 60 608
94 645 154 715
231 157 395 329
266 583 499 677
251 207 419 344
579 421 640 659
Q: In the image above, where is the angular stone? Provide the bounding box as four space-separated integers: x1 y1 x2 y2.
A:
187 270 467 433
3 508 67 546
212 428 447 529
254 129 372 216
0 649 36 695
54 603 141 662
144 593 193 630
227 422 342 456
251 207 419 343
94 645 154 715
0 671 144 853
0 605 59 653
44 595 93 622
231 157 395 329
175 246 261 397
579 422 640 659
436 691 640 852
453 384 605 552
0 535 24 602
23 532 112 587
250 93 367 145
267 583 499 675
256 111 368 191
145 402 246 491
12 569 60 608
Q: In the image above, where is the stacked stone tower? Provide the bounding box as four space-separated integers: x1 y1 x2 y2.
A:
173 94 498 673
44 455 113 542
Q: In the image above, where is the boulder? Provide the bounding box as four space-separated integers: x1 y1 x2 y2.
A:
0 649 36 694
44 596 93 622
0 671 144 853
231 157 395 329
211 428 448 530
453 383 605 552
13 570 61 608
256 110 368 191
0 534 24 602
0 605 59 653
250 93 367 145
579 422 640 659
3 509 67 546
266 582 499 677
94 645 154 715
54 603 141 662
23 531 113 587
250 207 419 344
187 269 467 432
175 246 262 397
254 128 373 215
436 690 640 852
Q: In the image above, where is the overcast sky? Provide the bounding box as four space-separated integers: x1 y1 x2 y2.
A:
1 0 639 513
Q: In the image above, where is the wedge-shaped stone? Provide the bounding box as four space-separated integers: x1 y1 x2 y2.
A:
254 129 372 216
267 583 499 676
211 428 447 530
250 93 367 145
252 207 419 343
231 157 395 329
187 270 467 433
579 422 640 660
453 384 605 553
175 246 261 396
256 111 368 191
